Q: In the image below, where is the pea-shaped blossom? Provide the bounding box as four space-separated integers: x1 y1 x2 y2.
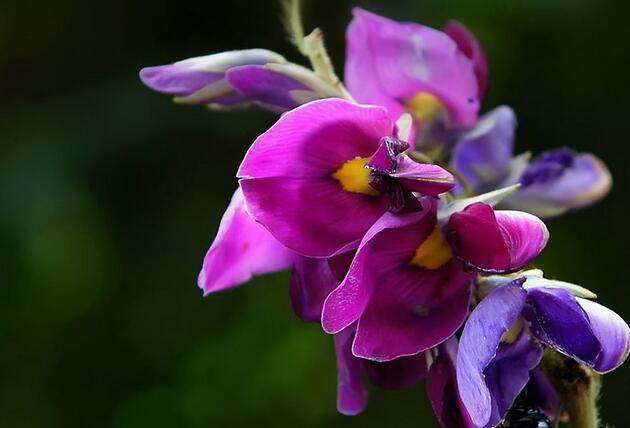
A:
321 197 549 361
238 98 455 257
457 278 630 427
451 106 612 218
345 8 484 145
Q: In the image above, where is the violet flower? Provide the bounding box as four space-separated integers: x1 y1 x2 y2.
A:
451 107 612 218
321 197 548 361
238 98 455 257
457 277 630 427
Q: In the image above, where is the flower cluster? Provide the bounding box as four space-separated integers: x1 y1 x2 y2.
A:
141 5 628 427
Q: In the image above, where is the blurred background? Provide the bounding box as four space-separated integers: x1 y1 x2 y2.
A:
1 0 629 426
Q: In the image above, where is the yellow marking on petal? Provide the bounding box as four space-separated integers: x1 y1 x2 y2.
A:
409 226 453 270
332 157 379 196
501 318 523 344
405 92 448 124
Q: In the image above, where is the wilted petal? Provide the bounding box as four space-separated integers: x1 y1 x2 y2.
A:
197 188 294 295
226 64 319 112
239 99 394 257
576 297 630 373
502 149 612 218
334 327 368 416
457 280 527 427
289 253 352 323
427 338 476 428
522 287 601 367
364 352 428 390
451 106 517 191
444 20 489 97
483 330 542 427
344 8 479 128
447 203 548 273
391 155 455 195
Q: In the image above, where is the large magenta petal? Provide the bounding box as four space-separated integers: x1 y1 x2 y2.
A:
197 188 295 295
447 203 548 273
457 279 527 427
238 98 394 179
427 338 476 428
353 260 473 361
240 177 388 257
443 20 489 98
334 327 368 416
577 298 630 373
344 9 480 128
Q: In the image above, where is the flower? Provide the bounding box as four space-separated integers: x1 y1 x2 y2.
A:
238 98 454 257
451 107 612 218
321 197 548 361
457 277 630 427
140 50 340 111
344 9 484 149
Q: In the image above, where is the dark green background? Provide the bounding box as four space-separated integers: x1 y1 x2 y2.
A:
1 0 629 426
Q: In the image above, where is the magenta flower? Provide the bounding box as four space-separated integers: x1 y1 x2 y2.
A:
457 278 630 427
321 197 548 361
238 98 455 257
345 9 484 141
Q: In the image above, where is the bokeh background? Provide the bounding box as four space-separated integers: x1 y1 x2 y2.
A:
2 0 629 426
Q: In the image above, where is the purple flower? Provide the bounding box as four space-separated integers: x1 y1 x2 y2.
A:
140 50 339 111
457 278 630 427
451 107 612 218
321 198 548 361
238 98 455 257
197 187 295 295
344 9 483 143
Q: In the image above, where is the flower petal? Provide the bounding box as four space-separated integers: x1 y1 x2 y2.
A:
344 8 480 128
334 327 368 416
322 208 434 335
391 155 455 195
451 106 517 191
443 20 489 97
575 297 630 373
363 352 428 390
427 338 476 428
289 253 352 323
240 177 388 257
447 203 548 273
503 150 612 218
353 260 473 361
457 280 527 427
522 287 601 367
197 188 295 295
528 369 559 418
226 64 318 112
483 330 542 427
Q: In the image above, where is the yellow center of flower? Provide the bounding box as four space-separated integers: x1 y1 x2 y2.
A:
332 157 379 196
501 318 524 344
409 226 453 270
405 92 448 124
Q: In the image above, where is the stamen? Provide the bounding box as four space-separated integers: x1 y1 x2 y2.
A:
501 318 523 344
409 226 453 270
332 157 380 196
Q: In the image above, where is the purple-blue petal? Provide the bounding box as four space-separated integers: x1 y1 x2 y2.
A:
334 327 368 416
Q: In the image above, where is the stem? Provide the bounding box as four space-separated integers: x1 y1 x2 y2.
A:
540 349 602 428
